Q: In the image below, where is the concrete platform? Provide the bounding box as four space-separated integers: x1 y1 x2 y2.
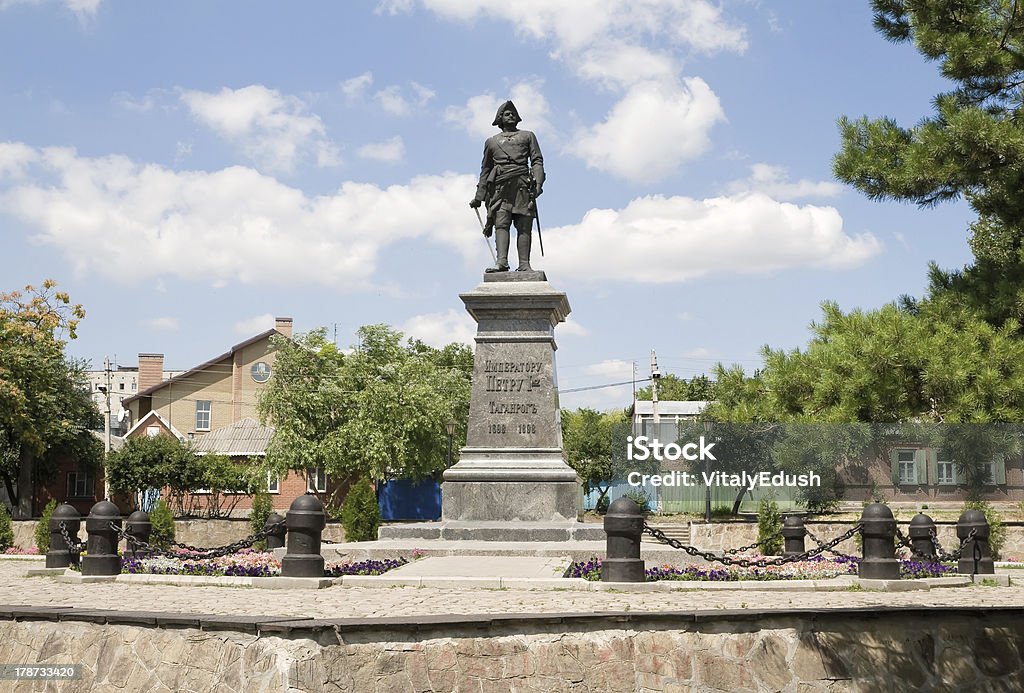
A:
317 538 700 565
377 520 605 542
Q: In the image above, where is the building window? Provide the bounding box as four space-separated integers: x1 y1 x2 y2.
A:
66 471 94 499
897 450 916 484
936 454 956 485
267 471 279 494
195 400 211 431
306 466 327 493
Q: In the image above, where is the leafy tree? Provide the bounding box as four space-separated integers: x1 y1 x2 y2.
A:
0 281 101 517
635 374 715 402
106 436 260 516
249 490 275 551
34 499 57 554
561 408 626 509
0 503 14 551
835 1 1024 323
148 499 175 548
757 496 783 556
105 434 195 510
259 325 472 483
341 478 381 542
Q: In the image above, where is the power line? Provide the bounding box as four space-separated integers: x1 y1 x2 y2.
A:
561 377 651 394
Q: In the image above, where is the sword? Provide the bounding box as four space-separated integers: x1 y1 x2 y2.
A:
529 178 544 257
473 206 497 263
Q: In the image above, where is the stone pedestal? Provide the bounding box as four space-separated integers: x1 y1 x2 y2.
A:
379 271 597 542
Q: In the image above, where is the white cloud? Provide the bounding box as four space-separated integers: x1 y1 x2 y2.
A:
341 72 374 100
574 43 677 90
390 1 745 87
543 192 881 283
445 80 554 140
0 142 37 178
1 0 100 18
681 347 712 359
726 163 843 200
234 313 275 336
140 316 179 331
559 318 589 337
343 72 435 116
357 136 406 162
570 79 724 182
180 85 339 173
584 359 635 379
113 91 157 113
401 309 476 347
1 144 482 289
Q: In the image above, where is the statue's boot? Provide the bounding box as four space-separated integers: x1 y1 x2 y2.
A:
486 227 511 272
515 230 532 271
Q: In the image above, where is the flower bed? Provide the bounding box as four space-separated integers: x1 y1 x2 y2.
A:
3 546 39 555
120 549 408 578
566 555 956 582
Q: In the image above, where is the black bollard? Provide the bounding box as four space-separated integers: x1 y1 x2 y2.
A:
281 494 326 578
125 510 152 558
957 509 995 575
907 513 936 559
81 500 122 576
264 512 286 550
781 515 806 558
46 504 81 569
858 502 900 580
602 497 645 582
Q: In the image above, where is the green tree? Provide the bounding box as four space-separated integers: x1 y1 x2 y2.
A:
341 478 381 542
148 499 175 548
105 435 258 516
34 499 57 554
0 503 14 552
258 325 472 483
835 1 1024 323
249 490 275 551
635 374 715 402
0 281 101 518
561 408 626 508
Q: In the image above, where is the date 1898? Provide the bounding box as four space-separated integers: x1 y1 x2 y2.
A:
0 664 83 680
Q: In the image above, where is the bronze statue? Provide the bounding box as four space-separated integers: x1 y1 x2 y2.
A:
470 100 545 272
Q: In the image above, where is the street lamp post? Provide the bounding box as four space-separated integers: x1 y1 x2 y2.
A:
445 420 456 469
703 420 713 523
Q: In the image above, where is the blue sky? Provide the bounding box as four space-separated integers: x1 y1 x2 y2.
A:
0 1 977 411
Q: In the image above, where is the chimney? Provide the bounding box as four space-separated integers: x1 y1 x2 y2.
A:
138 353 165 392
274 317 293 338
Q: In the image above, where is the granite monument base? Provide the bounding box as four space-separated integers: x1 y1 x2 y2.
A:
377 271 594 543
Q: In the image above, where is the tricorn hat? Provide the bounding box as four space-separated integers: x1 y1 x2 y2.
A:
492 100 522 126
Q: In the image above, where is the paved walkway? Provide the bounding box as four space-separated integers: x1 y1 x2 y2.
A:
5 560 1024 619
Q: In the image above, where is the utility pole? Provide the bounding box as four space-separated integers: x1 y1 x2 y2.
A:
650 350 661 427
103 357 112 500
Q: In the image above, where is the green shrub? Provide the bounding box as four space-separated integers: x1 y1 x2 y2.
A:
249 490 275 551
757 496 783 556
595 495 610 515
34 499 57 554
622 489 651 513
964 500 1005 560
0 504 14 552
341 479 380 543
149 499 176 548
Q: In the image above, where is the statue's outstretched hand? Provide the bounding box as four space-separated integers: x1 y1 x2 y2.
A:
469 198 482 209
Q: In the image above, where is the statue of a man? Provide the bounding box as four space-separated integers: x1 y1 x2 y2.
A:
469 100 545 272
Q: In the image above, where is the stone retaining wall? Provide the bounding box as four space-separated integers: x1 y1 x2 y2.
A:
0 606 1021 691
689 521 1024 558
